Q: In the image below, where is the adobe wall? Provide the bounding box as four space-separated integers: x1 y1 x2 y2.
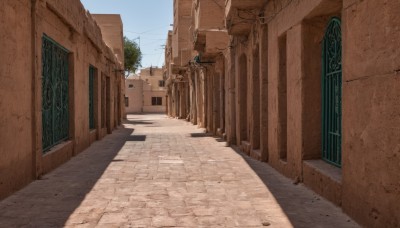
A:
195 0 225 30
264 0 340 180
224 47 237 145
0 0 33 199
165 0 400 226
34 0 121 175
0 0 123 200
125 79 143 113
194 69 206 128
143 91 167 113
91 14 124 64
341 0 400 226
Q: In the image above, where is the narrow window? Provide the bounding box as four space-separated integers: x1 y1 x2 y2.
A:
152 97 162 106
322 18 342 167
89 65 95 130
159 80 165 87
278 33 288 161
101 74 106 128
124 97 129 107
128 84 134 88
41 35 70 152
238 54 248 143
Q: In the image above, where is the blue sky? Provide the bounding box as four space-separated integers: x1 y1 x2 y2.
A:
81 0 173 69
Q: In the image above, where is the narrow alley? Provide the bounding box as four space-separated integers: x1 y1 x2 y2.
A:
0 115 358 228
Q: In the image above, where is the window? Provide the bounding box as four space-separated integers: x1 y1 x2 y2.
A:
41 35 70 152
152 97 162 106
322 18 342 167
278 33 288 161
159 80 165 87
128 84 134 88
101 74 106 128
125 97 129 107
89 65 95 130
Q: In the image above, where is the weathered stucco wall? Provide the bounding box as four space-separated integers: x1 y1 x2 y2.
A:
0 0 33 199
92 14 124 65
125 79 144 113
342 0 400 226
34 0 123 175
143 91 167 113
0 0 124 200
125 67 167 114
165 0 400 227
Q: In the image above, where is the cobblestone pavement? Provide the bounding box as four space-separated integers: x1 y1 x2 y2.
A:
0 114 360 228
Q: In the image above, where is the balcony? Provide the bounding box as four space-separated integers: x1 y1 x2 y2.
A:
193 30 229 55
194 0 225 31
225 0 266 35
192 0 228 55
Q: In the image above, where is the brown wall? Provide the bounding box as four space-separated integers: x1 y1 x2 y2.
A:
0 0 124 200
0 0 34 199
165 0 400 227
342 0 400 226
125 79 144 113
92 14 124 65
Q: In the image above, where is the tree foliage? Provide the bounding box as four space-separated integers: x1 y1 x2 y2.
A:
124 36 142 76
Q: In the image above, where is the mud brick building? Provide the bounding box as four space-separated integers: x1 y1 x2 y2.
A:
164 0 400 227
0 0 125 199
125 67 167 114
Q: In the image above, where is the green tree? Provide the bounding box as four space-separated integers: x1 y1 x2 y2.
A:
124 36 142 76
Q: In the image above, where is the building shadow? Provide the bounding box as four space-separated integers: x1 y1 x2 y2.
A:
125 120 154 125
0 121 357 228
0 126 135 227
228 146 358 228
190 132 212 137
126 135 146 141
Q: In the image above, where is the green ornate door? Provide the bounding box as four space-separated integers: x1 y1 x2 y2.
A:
42 35 69 152
322 18 342 167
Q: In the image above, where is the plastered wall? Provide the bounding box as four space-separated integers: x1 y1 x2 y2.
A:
0 0 124 200
0 0 34 199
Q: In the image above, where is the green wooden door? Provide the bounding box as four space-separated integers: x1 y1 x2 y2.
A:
322 18 342 167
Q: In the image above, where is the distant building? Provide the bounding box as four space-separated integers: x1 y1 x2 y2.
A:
125 67 167 113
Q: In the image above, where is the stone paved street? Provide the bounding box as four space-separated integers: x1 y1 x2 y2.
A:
0 114 359 228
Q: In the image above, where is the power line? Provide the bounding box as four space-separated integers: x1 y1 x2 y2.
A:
124 25 171 35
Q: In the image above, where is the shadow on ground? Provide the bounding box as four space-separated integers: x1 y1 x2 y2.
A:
126 135 147 141
125 120 154 125
0 127 134 227
228 146 358 227
189 131 357 227
0 116 357 228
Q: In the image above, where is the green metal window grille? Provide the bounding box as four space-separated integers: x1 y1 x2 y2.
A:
89 65 95 129
42 35 70 153
322 18 342 167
